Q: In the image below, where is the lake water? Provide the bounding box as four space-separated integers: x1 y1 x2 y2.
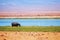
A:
0 18 60 26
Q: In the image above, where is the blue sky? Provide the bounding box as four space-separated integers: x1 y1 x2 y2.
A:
0 0 60 12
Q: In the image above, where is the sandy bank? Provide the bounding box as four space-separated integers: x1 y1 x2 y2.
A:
0 16 60 18
0 31 60 40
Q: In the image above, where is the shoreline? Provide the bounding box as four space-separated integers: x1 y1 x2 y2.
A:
0 16 60 19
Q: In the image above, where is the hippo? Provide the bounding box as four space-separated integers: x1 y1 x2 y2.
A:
11 22 21 27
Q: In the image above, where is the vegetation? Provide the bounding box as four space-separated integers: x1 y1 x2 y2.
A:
0 26 60 32
0 18 60 19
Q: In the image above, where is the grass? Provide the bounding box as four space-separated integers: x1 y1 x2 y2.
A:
0 26 60 32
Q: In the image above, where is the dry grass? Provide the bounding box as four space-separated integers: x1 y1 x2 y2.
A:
0 31 60 40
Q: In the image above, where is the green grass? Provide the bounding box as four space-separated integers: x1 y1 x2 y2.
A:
0 26 60 32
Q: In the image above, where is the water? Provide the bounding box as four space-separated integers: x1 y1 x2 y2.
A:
0 18 60 26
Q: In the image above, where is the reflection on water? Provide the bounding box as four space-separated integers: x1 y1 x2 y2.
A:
0 18 60 26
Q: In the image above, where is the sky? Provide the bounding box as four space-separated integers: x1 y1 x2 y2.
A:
0 0 60 14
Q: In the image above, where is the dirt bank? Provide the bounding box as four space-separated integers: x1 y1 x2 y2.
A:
0 31 60 40
0 16 60 18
